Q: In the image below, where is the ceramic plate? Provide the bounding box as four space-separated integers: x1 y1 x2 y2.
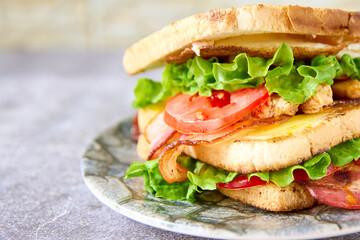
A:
82 119 360 239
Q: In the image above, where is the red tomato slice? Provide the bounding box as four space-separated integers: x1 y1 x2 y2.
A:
355 158 360 166
217 175 267 189
164 85 269 134
218 162 342 190
209 90 231 107
293 162 340 181
292 169 310 181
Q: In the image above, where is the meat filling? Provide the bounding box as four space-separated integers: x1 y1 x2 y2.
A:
252 94 299 118
252 81 360 118
332 79 360 100
300 84 334 114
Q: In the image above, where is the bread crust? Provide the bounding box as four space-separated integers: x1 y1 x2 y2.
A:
166 43 349 65
219 182 317 212
123 5 360 75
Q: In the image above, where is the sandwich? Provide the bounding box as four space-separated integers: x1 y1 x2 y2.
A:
123 5 360 211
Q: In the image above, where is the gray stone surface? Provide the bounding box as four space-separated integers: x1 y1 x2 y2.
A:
1 52 359 240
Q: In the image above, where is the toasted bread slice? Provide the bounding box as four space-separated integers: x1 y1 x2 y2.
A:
219 182 317 212
183 104 360 173
137 134 150 160
136 132 317 211
123 5 360 75
137 131 317 211
137 103 360 173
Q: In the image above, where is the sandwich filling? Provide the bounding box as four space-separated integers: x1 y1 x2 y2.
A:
126 43 360 209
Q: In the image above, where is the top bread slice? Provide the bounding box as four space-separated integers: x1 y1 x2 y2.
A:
123 5 360 75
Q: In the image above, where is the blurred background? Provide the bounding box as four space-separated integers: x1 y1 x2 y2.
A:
2 1 360 240
1 0 360 51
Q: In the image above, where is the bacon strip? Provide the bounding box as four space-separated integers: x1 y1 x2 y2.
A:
158 145 189 183
306 162 360 209
158 116 289 183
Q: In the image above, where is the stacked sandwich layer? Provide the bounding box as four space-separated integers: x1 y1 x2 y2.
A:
123 5 360 211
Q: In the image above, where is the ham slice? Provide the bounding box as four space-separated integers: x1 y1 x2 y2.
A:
145 111 177 160
306 162 360 209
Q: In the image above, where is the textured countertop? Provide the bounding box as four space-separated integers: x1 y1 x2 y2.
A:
1 52 359 240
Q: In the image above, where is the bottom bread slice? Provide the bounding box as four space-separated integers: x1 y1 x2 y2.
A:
218 182 317 211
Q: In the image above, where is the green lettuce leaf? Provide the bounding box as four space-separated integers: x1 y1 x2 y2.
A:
124 155 237 202
132 43 360 109
187 161 238 190
125 158 197 202
185 57 218 96
132 78 168 109
125 137 360 202
337 54 360 79
265 55 340 104
328 137 360 167
210 42 294 92
249 137 360 187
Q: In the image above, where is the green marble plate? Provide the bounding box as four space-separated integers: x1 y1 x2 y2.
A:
82 119 360 239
